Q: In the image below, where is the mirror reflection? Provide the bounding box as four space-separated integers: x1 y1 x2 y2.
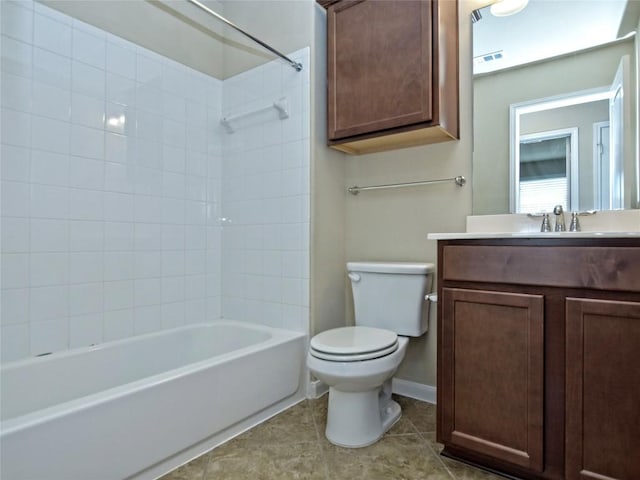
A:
472 0 638 215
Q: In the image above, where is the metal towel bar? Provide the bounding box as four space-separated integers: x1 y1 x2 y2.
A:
347 176 466 195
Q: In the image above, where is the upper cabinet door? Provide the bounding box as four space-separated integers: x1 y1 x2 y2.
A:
328 0 433 139
322 0 459 155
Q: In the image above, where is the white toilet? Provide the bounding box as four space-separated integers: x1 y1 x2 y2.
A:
307 261 434 448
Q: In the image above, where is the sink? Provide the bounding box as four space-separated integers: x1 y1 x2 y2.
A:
427 210 640 240
466 210 640 235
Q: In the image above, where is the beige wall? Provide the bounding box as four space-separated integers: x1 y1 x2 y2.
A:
339 2 475 387
474 40 635 215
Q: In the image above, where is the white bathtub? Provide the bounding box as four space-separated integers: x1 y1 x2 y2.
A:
0 320 307 480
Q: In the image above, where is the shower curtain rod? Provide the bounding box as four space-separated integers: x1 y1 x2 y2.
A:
187 0 303 72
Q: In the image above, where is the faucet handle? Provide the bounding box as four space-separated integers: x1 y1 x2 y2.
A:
540 213 551 232
569 212 580 232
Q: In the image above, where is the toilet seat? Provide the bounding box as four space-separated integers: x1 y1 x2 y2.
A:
310 326 398 362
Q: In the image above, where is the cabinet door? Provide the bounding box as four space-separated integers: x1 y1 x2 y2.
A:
440 288 544 471
566 298 640 480
327 0 433 140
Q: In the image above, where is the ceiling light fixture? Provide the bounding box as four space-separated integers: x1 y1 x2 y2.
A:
490 0 529 17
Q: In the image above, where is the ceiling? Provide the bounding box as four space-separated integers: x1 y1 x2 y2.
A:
473 0 630 75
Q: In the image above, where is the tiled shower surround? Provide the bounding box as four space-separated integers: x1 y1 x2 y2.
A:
0 0 310 362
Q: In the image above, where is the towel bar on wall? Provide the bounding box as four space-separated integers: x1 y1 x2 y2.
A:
347 175 466 195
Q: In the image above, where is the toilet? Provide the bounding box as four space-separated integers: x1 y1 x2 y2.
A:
307 261 434 448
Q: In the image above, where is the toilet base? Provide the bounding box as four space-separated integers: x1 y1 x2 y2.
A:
325 387 402 448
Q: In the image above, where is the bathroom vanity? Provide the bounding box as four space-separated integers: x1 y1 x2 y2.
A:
433 235 640 480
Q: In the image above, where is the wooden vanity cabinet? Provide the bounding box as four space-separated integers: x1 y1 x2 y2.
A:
318 0 459 154
436 238 640 480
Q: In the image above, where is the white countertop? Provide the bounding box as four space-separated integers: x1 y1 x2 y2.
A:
428 211 640 240
427 231 640 240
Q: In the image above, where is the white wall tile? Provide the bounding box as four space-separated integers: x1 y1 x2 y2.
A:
69 312 103 348
134 223 162 251
30 252 68 286
136 54 162 85
33 13 72 57
104 221 133 251
31 150 69 187
1 217 29 253
31 184 68 219
1 288 29 325
30 318 68 355
2 108 31 148
72 28 105 69
103 279 134 310
72 60 105 98
161 276 184 303
1 253 30 289
134 305 162 334
31 115 70 154
68 156 104 190
33 47 71 89
103 252 133 281
162 301 185 328
1 1 33 43
69 252 103 284
103 308 133 341
104 192 134 222
71 92 105 129
1 181 30 217
105 132 132 164
30 285 68 322
1 72 31 112
106 41 135 79
134 251 162 278
69 220 103 251
69 188 102 221
32 81 71 121
70 125 104 160
1 35 32 78
1 145 30 182
134 277 161 306
106 72 135 106
1 323 30 361
30 219 69 252
69 282 103 316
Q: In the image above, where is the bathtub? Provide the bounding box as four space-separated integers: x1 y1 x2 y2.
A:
0 320 307 480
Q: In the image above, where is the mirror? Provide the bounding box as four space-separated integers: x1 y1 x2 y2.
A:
472 0 639 215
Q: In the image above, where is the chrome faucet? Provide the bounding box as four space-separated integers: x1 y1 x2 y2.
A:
553 205 566 232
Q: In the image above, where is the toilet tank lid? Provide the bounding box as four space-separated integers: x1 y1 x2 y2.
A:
347 261 435 275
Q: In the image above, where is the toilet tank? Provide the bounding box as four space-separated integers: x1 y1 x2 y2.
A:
347 262 434 337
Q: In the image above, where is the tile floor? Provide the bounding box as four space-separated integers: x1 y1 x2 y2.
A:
159 395 504 480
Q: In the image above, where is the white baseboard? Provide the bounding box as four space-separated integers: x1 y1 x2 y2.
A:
392 378 437 404
306 379 328 399
307 378 435 404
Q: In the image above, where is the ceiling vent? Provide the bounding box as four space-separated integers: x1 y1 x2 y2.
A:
474 50 505 65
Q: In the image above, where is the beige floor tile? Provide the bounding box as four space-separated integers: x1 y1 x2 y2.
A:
205 441 327 480
395 395 437 433
323 434 453 480
159 453 209 480
160 396 502 480
232 401 319 446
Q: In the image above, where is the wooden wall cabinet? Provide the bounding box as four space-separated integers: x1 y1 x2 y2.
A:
437 238 640 480
318 0 459 155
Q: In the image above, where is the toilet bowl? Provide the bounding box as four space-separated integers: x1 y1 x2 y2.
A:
308 329 409 447
307 262 434 448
